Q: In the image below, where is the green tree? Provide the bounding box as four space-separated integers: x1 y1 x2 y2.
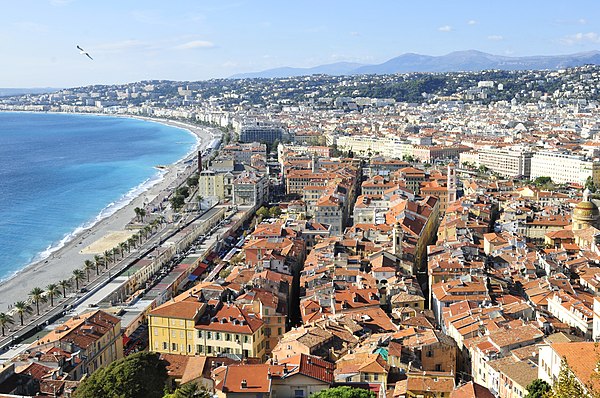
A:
186 174 199 188
72 269 85 290
219 268 231 279
59 279 71 298
134 207 146 222
94 254 103 275
176 186 190 198
478 164 489 174
256 206 269 219
586 176 597 193
0 313 14 336
533 176 552 186
104 250 113 269
29 287 47 315
13 301 32 326
311 386 375 398
84 259 95 281
170 195 186 212
525 379 551 398
545 359 589 398
46 283 61 307
269 206 282 218
74 352 168 398
164 382 211 398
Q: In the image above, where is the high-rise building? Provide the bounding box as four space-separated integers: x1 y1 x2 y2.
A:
476 146 533 178
239 121 284 144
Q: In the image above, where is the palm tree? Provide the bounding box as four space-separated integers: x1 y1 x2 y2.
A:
72 269 85 290
58 279 71 298
119 242 128 257
112 247 120 261
138 207 146 222
93 254 103 275
84 259 95 281
127 237 136 251
13 301 32 326
103 250 112 269
46 283 61 307
143 225 152 238
29 287 47 316
0 313 14 336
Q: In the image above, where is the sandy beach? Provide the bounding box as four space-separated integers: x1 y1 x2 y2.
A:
0 115 215 313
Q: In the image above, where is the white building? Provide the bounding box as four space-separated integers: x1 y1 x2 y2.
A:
475 146 533 178
530 150 600 185
336 135 412 159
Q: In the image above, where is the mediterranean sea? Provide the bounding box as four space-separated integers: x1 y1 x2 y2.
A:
0 112 196 281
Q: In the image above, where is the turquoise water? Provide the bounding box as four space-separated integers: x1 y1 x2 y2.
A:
0 112 196 280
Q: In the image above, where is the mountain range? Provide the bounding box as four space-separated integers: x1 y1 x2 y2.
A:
230 50 600 79
0 87 60 97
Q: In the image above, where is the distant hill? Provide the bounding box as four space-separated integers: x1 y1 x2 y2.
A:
230 62 365 79
0 87 60 97
230 50 600 78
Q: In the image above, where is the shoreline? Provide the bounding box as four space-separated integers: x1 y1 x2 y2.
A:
0 113 215 312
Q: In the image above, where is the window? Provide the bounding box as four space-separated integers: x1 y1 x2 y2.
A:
172 343 177 351
197 345 203 354
244 336 249 343
426 350 433 357
435 364 442 371
226 333 231 341
294 390 305 398
207 346 212 354
163 342 168 350
198 331 203 338
207 332 212 339
374 374 379 381
215 332 221 340
188 345 192 353
278 327 282 335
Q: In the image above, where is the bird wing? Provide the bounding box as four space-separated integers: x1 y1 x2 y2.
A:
77 45 84 51
85 53 93 60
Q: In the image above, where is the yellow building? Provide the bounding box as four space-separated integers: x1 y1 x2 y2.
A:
197 170 233 201
148 297 266 360
148 300 206 355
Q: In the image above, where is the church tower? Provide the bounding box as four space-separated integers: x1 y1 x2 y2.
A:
447 162 457 204
392 222 403 258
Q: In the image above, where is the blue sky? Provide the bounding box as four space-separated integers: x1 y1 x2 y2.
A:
1 0 599 87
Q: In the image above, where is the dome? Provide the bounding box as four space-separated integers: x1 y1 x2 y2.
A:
573 200 600 222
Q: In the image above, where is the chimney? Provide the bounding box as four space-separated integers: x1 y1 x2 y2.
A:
241 379 247 389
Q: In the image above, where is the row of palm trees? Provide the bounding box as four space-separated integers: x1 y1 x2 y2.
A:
0 217 168 337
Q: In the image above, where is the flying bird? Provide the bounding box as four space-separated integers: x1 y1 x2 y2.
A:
77 45 93 60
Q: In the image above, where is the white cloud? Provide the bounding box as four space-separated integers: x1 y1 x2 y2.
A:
561 32 600 45
175 40 215 50
350 31 360 37
487 35 504 41
467 20 477 25
579 18 588 25
438 25 452 32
